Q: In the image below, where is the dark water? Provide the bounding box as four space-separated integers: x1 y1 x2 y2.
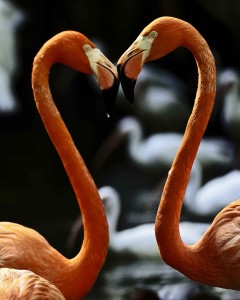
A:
86 256 177 299
85 254 240 300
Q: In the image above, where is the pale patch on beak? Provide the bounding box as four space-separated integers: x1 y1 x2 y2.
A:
117 31 157 104
83 44 119 116
118 31 158 69
83 44 117 90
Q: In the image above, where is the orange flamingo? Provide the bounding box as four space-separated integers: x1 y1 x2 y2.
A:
0 268 65 299
0 31 119 299
117 17 240 290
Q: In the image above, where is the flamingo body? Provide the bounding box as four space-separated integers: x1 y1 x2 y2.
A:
0 268 65 299
0 222 68 281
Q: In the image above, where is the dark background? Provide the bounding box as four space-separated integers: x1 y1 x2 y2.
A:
1 0 240 256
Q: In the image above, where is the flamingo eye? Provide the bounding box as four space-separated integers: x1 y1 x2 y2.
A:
83 44 91 52
149 31 158 39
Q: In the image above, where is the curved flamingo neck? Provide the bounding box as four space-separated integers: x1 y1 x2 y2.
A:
155 23 216 270
32 33 108 299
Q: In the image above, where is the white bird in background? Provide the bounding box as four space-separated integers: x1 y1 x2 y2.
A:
0 268 65 299
218 68 240 154
184 170 240 217
94 116 235 182
0 0 25 113
99 186 209 258
0 67 18 113
66 186 209 258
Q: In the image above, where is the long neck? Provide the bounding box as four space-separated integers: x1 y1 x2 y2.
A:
32 44 108 299
155 27 216 269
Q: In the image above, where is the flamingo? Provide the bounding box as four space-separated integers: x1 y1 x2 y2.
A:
67 186 209 259
0 31 119 299
117 16 240 290
0 268 65 299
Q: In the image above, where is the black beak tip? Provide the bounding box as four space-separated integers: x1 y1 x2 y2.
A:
117 64 136 104
101 78 120 117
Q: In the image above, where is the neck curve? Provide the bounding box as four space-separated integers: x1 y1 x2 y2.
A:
32 32 109 299
155 21 216 270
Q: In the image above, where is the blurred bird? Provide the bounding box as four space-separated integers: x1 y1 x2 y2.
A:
0 0 25 113
184 170 240 217
94 116 234 182
67 186 210 259
219 68 240 138
218 68 240 164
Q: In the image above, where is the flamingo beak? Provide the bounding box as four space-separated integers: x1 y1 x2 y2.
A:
83 45 119 116
117 63 136 104
94 58 119 116
117 32 157 104
117 41 146 104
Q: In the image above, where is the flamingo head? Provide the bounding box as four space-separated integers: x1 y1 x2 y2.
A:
117 17 184 103
82 40 119 116
37 31 119 116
